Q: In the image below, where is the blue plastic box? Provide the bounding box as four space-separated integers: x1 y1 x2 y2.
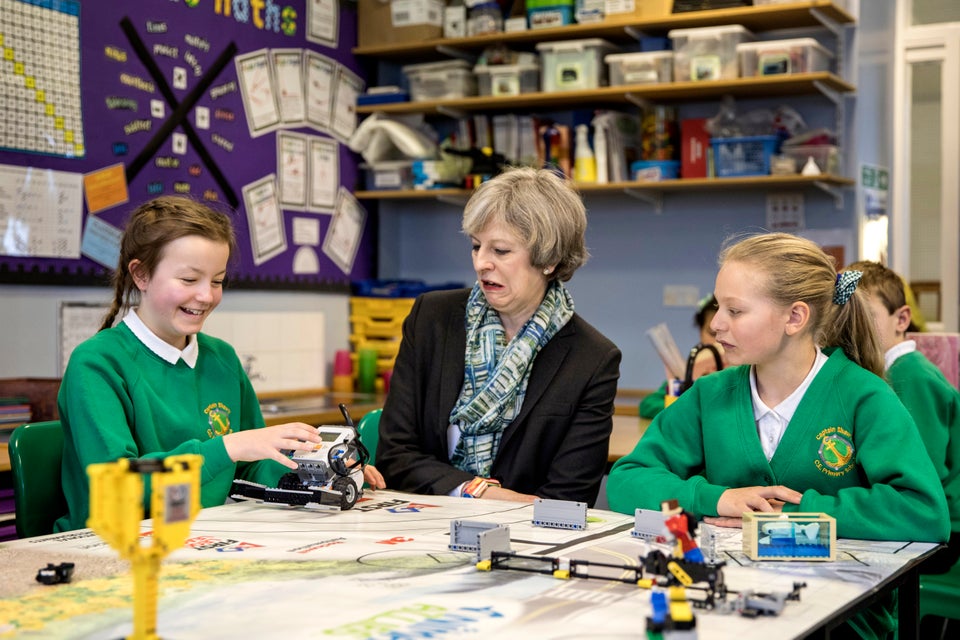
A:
631 160 680 181
710 135 780 177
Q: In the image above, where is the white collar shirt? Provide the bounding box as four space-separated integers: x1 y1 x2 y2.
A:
123 309 199 369
884 339 916 372
750 348 828 461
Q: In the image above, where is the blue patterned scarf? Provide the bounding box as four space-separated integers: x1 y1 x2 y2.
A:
449 280 574 477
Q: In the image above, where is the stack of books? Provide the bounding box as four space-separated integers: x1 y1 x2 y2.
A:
0 396 31 430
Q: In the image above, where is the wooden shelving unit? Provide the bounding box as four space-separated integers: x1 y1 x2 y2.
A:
356 174 855 207
357 72 854 116
353 1 855 58
354 2 856 206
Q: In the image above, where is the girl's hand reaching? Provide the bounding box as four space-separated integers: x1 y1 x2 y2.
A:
223 422 321 469
716 485 802 518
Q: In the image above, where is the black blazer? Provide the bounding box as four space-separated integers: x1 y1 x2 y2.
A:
377 288 622 506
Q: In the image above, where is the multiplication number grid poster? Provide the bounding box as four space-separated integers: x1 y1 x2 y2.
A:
0 0 84 158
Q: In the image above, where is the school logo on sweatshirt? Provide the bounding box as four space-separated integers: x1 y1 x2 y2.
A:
815 426 855 477
205 402 233 438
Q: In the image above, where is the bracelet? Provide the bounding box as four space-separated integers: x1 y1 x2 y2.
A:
461 476 500 498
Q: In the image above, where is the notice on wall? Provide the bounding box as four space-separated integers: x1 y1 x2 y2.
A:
0 0 84 159
243 174 286 265
860 163 889 219
323 187 365 274
0 163 83 258
59 301 111 375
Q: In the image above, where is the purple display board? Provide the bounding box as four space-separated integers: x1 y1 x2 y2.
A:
0 0 370 291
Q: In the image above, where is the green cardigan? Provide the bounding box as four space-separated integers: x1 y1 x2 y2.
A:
888 349 960 532
608 348 949 542
55 323 288 532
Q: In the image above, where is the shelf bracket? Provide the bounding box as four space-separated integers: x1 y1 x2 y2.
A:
813 80 842 106
436 194 470 207
623 187 663 213
624 93 652 109
437 105 468 119
813 180 845 209
435 45 477 63
623 26 646 41
809 8 844 39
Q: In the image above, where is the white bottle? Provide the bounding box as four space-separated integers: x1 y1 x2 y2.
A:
592 119 608 184
574 124 597 183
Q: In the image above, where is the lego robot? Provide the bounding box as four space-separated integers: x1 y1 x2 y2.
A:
230 404 369 511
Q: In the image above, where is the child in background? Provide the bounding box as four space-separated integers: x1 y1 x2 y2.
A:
847 260 960 574
640 294 723 419
608 233 948 640
56 196 359 532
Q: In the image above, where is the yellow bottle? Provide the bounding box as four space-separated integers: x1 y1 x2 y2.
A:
574 124 597 183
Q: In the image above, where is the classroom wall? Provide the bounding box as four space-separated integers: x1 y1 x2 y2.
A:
0 284 351 381
377 0 896 390
2 0 897 391
378 189 857 390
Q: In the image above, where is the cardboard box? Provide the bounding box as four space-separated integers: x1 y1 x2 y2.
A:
604 0 673 23
681 118 710 179
358 0 444 49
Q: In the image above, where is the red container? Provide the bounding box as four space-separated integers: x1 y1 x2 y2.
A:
681 118 710 178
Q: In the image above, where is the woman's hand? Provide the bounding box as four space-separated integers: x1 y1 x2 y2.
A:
716 485 802 518
363 464 386 489
223 422 321 469
483 485 536 503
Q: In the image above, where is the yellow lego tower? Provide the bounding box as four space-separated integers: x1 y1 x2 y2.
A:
87 455 202 640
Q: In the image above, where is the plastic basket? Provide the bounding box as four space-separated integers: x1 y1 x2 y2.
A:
711 135 779 177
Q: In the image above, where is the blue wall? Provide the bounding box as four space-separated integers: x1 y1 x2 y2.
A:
375 1 894 390
377 186 855 389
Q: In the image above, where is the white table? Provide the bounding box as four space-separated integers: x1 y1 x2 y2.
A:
0 490 938 639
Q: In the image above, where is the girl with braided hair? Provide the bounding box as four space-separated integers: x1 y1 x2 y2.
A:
55 196 338 532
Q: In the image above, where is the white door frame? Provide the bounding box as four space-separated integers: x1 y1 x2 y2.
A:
892 13 960 330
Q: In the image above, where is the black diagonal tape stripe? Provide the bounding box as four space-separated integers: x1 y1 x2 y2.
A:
120 17 239 207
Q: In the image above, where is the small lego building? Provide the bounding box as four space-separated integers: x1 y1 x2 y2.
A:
87 454 202 640
449 520 511 561
742 512 836 561
632 508 670 542
532 498 587 530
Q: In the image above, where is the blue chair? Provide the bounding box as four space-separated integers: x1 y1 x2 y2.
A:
356 408 382 465
9 421 67 538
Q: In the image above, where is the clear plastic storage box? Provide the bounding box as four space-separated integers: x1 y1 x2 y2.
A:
711 135 779 177
737 38 832 77
402 59 477 101
781 144 839 174
669 24 754 82
605 51 674 85
475 63 540 96
363 161 415 191
536 38 619 92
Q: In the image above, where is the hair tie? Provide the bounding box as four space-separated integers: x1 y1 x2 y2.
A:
696 294 715 313
834 270 862 305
